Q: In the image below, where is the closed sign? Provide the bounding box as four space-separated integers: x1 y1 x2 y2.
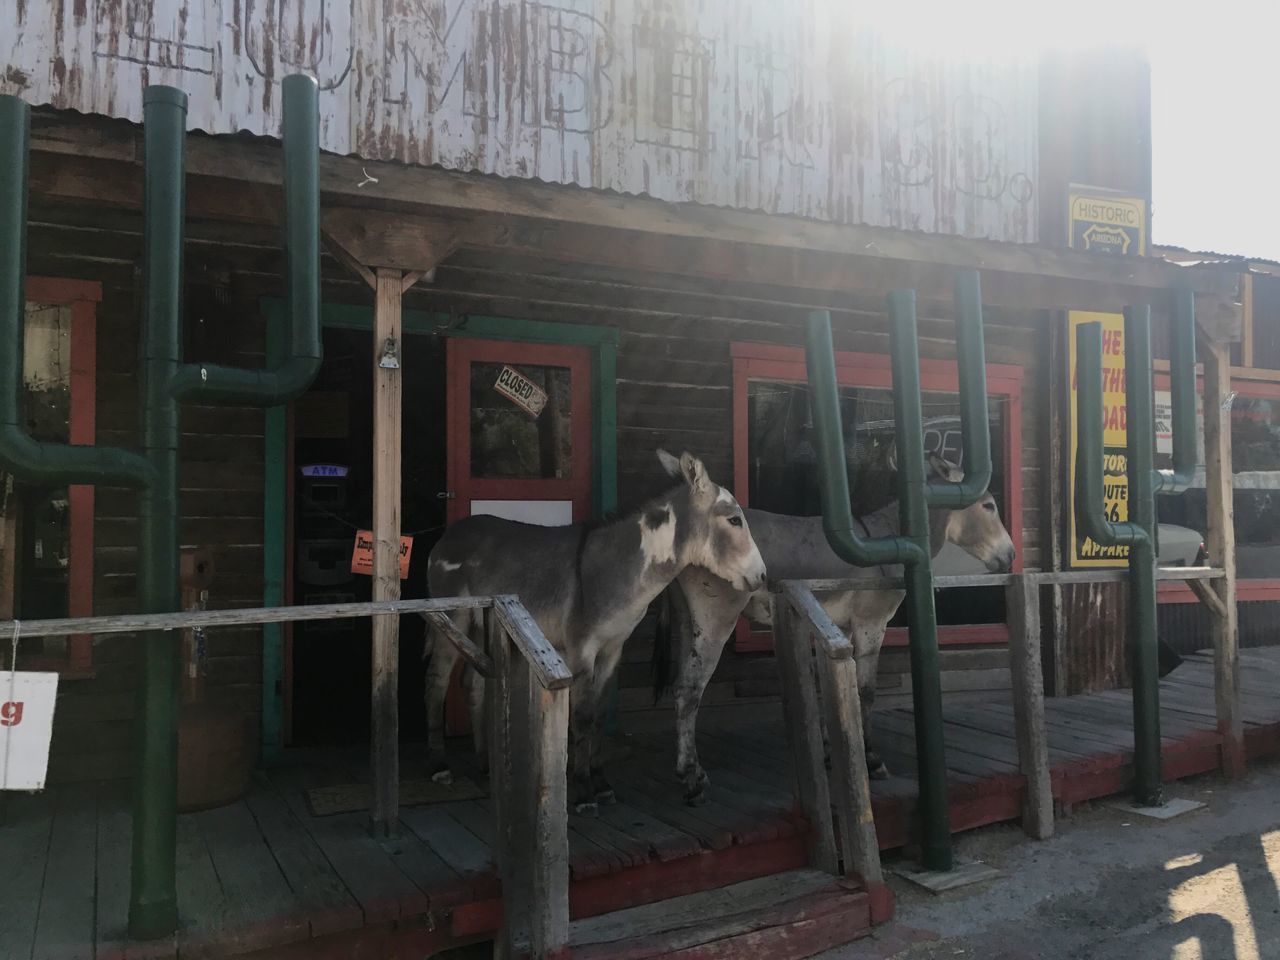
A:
1 672 58 791
493 365 548 417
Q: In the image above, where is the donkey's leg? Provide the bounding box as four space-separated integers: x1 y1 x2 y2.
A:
463 665 488 776
568 668 599 814
674 587 743 806
587 643 628 805
424 632 463 783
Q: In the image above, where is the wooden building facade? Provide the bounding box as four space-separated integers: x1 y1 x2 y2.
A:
0 5 1248 781
0 5 1260 956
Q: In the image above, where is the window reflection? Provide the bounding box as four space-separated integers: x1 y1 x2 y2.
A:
746 380 1007 626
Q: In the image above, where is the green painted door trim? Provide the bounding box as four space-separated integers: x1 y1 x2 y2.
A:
257 299 619 748
261 302 288 759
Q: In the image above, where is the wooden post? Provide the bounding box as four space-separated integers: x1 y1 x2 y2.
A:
817 653 883 886
1201 336 1244 778
488 608 517 960
370 268 403 836
1007 574 1054 839
772 595 839 875
529 681 570 957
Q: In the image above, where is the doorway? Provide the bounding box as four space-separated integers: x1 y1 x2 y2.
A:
289 327 447 745
286 327 600 746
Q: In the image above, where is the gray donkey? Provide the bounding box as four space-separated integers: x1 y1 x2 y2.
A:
652 455 1015 805
425 450 767 812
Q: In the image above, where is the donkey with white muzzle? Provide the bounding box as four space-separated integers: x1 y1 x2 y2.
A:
652 454 1015 805
425 450 766 813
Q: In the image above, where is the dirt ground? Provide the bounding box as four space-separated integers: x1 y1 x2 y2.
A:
821 758 1280 960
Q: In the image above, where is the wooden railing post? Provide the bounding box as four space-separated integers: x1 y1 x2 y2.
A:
816 649 883 885
1006 573 1053 839
489 597 571 960
528 679 569 956
773 590 839 875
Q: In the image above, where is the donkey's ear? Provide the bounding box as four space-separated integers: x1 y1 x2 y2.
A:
678 452 710 493
657 448 682 479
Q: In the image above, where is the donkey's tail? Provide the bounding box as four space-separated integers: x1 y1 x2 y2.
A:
651 586 676 704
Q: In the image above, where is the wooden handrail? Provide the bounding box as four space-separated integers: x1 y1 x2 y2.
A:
779 582 852 660
0 596 493 640
421 611 496 678
491 596 573 691
799 565 1225 594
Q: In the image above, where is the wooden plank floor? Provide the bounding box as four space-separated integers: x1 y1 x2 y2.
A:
5 648 1280 959
867 647 1280 848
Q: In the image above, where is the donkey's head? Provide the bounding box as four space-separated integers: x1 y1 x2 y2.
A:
656 449 767 592
927 454 1016 573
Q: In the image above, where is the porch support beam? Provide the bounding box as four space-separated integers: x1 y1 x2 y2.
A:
1200 334 1244 778
321 221 459 836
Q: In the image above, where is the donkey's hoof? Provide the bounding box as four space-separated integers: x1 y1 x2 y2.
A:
430 768 454 785
594 788 617 805
868 762 890 781
574 800 599 817
684 785 710 807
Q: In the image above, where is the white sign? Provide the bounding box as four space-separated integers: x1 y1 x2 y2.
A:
1155 390 1172 456
1 672 58 791
493 366 549 417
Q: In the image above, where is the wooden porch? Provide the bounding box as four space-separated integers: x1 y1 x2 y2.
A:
6 646 1280 960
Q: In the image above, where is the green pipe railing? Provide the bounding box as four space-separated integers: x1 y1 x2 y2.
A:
1074 296 1198 806
0 74 322 938
805 271 993 872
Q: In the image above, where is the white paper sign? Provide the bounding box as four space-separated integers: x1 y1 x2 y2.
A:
1 672 58 791
1155 389 1172 456
493 366 549 417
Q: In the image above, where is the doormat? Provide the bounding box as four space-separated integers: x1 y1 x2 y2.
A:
306 777 486 816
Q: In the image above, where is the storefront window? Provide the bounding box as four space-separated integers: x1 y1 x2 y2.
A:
1157 391 1280 578
745 379 1008 626
2 303 73 635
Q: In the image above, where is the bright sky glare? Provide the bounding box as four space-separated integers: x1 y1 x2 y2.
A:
868 0 1280 261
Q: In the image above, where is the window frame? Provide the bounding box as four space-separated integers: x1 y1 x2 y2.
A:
9 277 100 678
731 341 1024 652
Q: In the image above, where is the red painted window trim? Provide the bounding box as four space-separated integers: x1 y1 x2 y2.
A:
20 277 101 678
731 342 1023 651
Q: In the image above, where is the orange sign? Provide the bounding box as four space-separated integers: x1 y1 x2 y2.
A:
350 531 413 580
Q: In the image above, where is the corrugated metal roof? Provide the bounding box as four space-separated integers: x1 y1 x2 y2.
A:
3 0 1039 244
1157 244 1280 274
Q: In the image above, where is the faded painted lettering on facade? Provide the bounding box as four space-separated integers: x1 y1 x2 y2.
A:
5 1 1038 241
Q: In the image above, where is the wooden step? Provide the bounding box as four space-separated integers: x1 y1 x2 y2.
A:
567 869 872 959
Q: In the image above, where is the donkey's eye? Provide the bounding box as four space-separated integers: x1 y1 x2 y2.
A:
728 515 743 528
983 502 998 513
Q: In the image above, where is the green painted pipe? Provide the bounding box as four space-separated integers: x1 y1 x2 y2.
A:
805 276 995 871
804 310 924 567
0 95 153 488
127 84 188 940
1156 290 1198 495
168 75 321 405
128 75 324 938
887 289 952 871
1074 307 1169 806
926 271 992 508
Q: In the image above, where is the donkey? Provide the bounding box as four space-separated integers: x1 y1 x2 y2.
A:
652 455 1015 805
425 450 767 813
